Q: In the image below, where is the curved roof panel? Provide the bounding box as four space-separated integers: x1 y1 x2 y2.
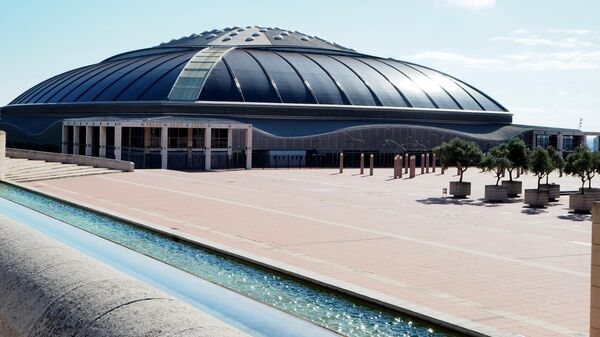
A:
9 27 507 113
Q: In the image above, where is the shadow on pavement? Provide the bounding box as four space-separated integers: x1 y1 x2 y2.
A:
557 213 591 222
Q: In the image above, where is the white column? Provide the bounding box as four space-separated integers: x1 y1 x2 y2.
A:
72 126 80 155
161 126 168 169
205 126 212 171
85 126 93 156
227 128 233 157
246 126 252 170
99 126 106 158
114 125 122 160
61 125 68 154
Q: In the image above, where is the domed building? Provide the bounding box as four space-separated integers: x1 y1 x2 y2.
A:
0 26 585 169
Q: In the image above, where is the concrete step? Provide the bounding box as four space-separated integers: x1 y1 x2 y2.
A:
11 168 117 183
6 164 95 178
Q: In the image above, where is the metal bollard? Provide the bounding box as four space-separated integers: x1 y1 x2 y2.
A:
432 154 436 173
421 154 425 174
393 155 399 179
404 153 409 174
399 156 403 178
360 153 364 175
369 154 374 176
339 152 344 174
410 156 416 178
426 153 430 173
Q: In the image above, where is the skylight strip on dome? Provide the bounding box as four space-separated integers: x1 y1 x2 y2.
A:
168 46 234 101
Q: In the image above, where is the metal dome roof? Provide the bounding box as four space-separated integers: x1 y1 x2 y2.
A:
9 27 507 112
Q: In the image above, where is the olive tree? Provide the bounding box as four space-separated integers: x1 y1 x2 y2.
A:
479 145 511 186
528 147 553 190
564 146 598 193
505 138 528 181
545 146 565 184
433 138 483 183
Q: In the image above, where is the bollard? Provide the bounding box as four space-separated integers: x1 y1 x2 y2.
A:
426 153 430 173
420 154 425 174
360 153 364 175
591 203 600 336
399 156 403 178
339 152 344 174
404 153 409 174
432 154 436 173
441 166 445 175
409 156 416 178
393 155 399 179
369 154 374 176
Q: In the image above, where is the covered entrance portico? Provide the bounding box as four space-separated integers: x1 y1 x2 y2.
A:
62 117 252 170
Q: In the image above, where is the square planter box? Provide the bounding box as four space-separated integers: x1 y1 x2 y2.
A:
485 185 508 202
524 189 549 208
501 180 522 197
449 181 471 198
569 192 600 213
539 184 560 201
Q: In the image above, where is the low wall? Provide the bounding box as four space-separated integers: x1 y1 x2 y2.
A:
593 202 600 337
6 148 134 172
0 214 247 337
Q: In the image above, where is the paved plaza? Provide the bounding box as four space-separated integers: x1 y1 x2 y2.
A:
24 167 592 337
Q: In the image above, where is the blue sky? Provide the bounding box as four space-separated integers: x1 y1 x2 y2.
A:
1 0 599 131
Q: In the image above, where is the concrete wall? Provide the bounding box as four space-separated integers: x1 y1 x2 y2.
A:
0 214 248 337
593 202 600 337
6 148 134 172
0 131 5 180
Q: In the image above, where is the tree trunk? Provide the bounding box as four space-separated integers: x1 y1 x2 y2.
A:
508 168 513 181
538 176 542 190
546 174 549 184
496 174 500 186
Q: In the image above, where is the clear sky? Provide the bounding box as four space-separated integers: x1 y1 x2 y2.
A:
1 0 599 131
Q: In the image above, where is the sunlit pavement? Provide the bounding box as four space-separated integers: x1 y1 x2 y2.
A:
25 167 592 337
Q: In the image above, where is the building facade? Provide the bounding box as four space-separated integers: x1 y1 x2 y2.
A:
0 26 587 169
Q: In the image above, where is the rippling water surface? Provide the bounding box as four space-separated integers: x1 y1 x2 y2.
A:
0 183 464 337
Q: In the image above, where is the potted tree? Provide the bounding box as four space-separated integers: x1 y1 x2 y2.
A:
501 138 528 197
539 146 564 202
434 138 483 198
524 147 552 208
565 146 600 213
479 145 511 202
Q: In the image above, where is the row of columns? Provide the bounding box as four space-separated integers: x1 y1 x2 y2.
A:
63 124 252 170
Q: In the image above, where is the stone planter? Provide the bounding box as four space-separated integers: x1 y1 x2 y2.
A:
539 184 560 201
569 192 600 213
501 180 522 197
485 185 508 202
449 181 471 198
524 189 549 208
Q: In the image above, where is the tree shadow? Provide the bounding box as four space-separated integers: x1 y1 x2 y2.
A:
521 207 548 215
557 213 592 222
416 197 488 207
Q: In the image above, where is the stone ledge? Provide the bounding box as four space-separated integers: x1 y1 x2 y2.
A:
0 214 248 337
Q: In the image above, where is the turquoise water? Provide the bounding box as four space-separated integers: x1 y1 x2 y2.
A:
0 183 463 337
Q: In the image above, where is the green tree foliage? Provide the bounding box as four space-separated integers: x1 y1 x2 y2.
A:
433 138 483 183
505 138 528 181
479 144 511 186
564 146 599 193
545 146 565 184
528 147 553 190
